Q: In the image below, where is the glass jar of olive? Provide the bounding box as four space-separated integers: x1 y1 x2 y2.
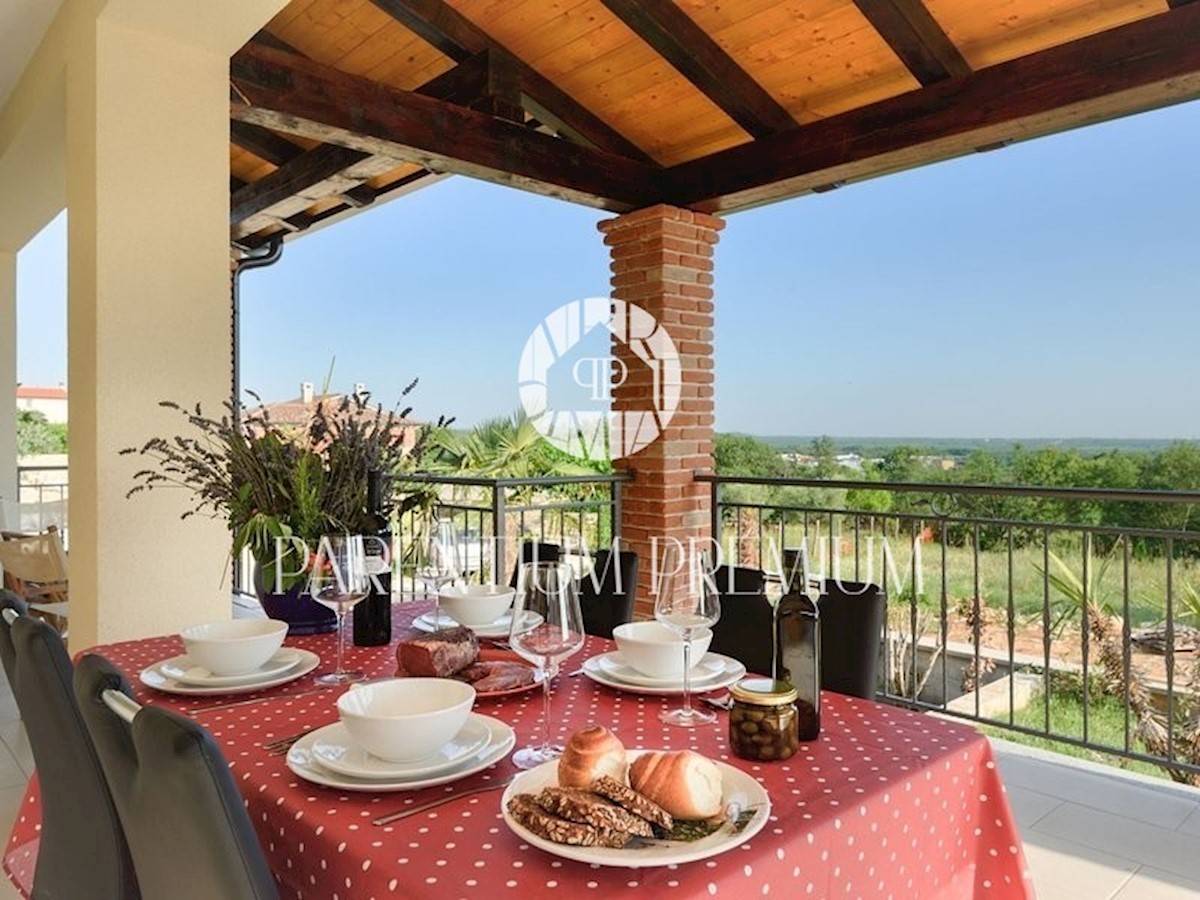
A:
728 678 801 762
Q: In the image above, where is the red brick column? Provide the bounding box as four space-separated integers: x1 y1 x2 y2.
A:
598 204 724 617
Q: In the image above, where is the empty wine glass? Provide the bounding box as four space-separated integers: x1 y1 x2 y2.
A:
654 543 721 726
309 533 369 686
415 516 461 631
508 561 585 769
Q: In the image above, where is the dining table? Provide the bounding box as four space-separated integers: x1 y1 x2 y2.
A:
5 601 1035 899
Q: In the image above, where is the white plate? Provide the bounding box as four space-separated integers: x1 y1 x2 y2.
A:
413 610 544 639
310 715 492 779
287 715 515 792
582 652 746 696
501 749 770 868
139 649 319 696
157 648 304 687
596 651 726 688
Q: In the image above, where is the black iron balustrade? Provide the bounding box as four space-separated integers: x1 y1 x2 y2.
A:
698 473 1200 781
395 472 630 588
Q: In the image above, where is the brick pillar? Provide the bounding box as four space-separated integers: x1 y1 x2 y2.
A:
598 204 724 617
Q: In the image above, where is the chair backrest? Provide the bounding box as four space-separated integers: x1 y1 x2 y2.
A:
818 580 886 699
579 549 639 638
508 541 562 588
74 654 279 900
0 590 27 684
707 565 776 676
0 527 68 591
2 612 139 899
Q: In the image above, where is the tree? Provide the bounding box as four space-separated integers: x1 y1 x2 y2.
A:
714 433 785 476
810 435 838 478
16 410 68 455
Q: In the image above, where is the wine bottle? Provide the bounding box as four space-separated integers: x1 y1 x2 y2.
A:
775 547 820 741
352 469 393 646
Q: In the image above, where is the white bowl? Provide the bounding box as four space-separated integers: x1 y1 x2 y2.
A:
439 584 515 627
612 621 713 680
179 619 288 676
337 678 476 762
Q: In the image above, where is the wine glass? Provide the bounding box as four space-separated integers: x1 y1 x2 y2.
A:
415 516 461 631
508 561 586 769
309 533 369 686
655 543 721 726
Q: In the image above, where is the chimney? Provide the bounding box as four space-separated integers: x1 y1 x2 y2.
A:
301 382 314 404
354 382 366 398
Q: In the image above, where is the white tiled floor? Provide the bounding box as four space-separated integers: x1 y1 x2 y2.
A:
0 684 1196 898
993 738 1200 899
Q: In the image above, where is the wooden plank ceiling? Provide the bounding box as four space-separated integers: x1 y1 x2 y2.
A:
229 0 1200 249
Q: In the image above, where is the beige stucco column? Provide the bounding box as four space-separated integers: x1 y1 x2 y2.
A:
0 250 15 513
59 0 288 645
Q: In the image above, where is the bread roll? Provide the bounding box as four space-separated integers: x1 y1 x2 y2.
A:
628 750 723 819
557 726 627 788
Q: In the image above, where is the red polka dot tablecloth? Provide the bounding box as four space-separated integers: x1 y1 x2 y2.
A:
5 603 1034 899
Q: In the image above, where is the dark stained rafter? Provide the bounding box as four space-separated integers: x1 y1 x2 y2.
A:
368 0 654 162
852 0 972 85
236 169 435 251
1167 0 1197 9
230 44 662 211
231 144 372 224
230 120 305 166
598 0 796 137
667 4 1200 211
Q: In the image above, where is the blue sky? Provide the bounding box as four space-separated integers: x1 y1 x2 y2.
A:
15 98 1200 439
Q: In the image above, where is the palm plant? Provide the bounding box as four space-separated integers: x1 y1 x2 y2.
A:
1041 547 1200 785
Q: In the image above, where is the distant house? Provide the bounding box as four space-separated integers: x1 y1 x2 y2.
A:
253 382 422 453
16 385 68 424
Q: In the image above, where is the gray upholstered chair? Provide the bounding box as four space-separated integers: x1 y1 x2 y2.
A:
74 653 279 900
0 601 139 899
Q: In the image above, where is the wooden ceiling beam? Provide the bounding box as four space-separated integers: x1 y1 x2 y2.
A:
231 144 373 225
230 44 662 211
235 170 442 250
668 5 1200 212
368 0 653 162
230 121 306 167
852 0 971 85
598 0 796 137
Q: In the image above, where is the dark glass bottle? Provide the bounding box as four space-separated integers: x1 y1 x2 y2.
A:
352 469 392 646
775 548 820 741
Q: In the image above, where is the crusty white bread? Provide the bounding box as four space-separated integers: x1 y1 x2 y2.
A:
557 726 628 788
628 750 723 819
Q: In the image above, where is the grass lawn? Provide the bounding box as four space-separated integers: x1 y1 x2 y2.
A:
722 520 1200 629
976 688 1170 781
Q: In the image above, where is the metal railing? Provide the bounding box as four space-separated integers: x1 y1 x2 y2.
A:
395 473 629 588
700 473 1200 782
11 464 70 543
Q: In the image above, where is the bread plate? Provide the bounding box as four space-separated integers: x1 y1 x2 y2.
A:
581 652 746 696
140 649 319 695
500 750 769 868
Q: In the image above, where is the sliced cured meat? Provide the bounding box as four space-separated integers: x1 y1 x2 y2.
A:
396 627 479 677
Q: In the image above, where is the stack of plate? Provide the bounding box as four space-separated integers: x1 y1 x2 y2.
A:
140 647 321 696
581 651 746 695
412 609 543 639
286 713 516 792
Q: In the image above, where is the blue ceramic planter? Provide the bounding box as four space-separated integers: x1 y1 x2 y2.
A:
253 568 336 635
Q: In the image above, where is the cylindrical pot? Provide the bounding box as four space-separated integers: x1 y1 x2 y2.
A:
253 565 336 635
